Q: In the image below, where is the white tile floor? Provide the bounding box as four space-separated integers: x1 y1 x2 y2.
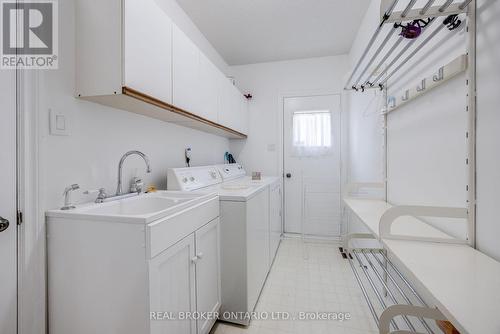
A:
211 238 379 334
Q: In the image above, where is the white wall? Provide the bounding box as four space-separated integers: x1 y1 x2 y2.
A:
229 55 349 177
476 0 500 260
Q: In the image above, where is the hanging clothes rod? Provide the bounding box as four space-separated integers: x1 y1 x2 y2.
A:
353 28 398 89
380 19 449 85
420 0 437 15
439 0 455 12
459 0 473 10
345 0 469 91
364 36 404 88
401 0 418 17
353 0 417 89
343 0 401 90
368 19 436 87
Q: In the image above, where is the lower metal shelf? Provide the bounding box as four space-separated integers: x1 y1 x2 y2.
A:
347 248 448 334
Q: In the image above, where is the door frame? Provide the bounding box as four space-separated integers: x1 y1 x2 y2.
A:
17 69 45 334
278 89 346 235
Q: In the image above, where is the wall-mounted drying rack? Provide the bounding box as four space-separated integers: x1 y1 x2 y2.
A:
385 54 468 113
343 0 473 92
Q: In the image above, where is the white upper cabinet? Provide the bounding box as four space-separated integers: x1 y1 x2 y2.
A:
172 25 200 115
123 0 172 103
173 26 219 123
75 0 247 138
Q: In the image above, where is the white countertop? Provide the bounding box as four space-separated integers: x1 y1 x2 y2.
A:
343 197 453 240
385 239 500 334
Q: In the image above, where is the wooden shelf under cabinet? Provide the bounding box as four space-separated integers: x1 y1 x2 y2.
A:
79 87 247 139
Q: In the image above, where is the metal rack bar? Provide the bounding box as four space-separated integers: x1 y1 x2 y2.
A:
459 0 473 10
370 18 436 86
364 37 404 87
379 251 429 307
344 0 401 90
380 20 447 85
358 250 417 332
420 0 437 15
439 0 455 12
369 250 435 334
352 251 400 331
401 0 418 18
353 28 398 89
347 254 380 327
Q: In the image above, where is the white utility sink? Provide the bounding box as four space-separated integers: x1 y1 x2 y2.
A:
46 191 218 224
85 197 189 216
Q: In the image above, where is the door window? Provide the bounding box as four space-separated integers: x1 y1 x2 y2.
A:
292 110 333 157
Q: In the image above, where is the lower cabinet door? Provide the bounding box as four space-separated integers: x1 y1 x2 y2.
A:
149 234 197 334
194 219 221 334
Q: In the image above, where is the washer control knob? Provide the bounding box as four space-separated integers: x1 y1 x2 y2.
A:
182 177 188 183
189 177 195 182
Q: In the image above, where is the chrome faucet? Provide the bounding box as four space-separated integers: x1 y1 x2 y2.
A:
116 151 152 196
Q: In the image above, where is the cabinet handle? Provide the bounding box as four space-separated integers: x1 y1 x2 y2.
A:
196 252 204 259
191 256 199 264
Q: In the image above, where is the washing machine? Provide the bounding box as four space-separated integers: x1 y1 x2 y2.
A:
167 164 282 325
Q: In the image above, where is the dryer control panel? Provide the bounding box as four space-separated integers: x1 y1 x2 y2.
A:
167 165 222 191
215 164 246 182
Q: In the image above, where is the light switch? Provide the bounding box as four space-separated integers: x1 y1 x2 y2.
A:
56 115 65 130
49 109 70 136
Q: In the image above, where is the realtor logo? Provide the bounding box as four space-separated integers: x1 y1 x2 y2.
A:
1 0 58 69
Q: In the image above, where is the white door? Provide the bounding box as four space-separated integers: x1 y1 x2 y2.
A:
194 219 221 334
149 234 197 334
0 70 17 333
283 95 342 237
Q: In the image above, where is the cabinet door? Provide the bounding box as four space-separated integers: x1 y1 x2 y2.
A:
149 234 197 334
172 25 200 115
123 0 172 103
172 27 219 123
269 183 282 263
217 75 233 129
194 219 221 334
198 53 220 123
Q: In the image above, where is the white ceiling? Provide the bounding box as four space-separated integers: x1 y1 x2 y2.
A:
176 0 370 66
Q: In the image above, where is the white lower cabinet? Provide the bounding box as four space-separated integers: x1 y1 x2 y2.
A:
150 218 221 334
150 235 197 334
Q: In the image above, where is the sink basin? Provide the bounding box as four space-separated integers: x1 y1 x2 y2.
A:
82 196 190 216
46 191 218 224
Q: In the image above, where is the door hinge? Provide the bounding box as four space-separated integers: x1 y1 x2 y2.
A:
17 211 23 225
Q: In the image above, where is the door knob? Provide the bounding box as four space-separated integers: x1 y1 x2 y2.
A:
0 216 9 232
286 173 292 178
